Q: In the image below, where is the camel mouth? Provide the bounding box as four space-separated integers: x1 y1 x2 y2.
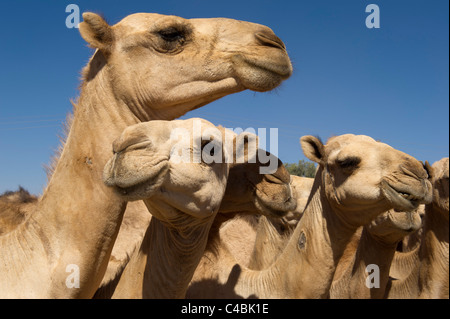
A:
113 163 170 200
255 32 286 51
381 180 429 212
104 156 170 200
386 210 421 233
254 193 297 218
242 57 293 79
231 53 293 92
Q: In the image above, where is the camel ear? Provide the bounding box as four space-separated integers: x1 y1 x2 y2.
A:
300 136 325 164
79 12 113 51
424 160 434 180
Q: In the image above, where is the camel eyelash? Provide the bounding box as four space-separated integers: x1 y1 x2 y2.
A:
156 24 192 42
336 157 361 169
158 27 185 42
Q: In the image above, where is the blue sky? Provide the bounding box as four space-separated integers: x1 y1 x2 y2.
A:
0 0 448 195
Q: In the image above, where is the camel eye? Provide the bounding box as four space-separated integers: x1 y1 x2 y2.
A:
158 27 185 42
336 156 361 170
201 139 215 157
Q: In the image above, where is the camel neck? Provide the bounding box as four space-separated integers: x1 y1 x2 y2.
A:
29 56 141 297
232 179 357 299
418 206 449 298
388 206 449 299
347 228 397 299
143 206 214 298
274 184 356 298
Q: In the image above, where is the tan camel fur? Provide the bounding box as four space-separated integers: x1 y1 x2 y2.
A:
95 119 296 298
186 134 432 298
329 208 423 299
386 157 449 299
216 174 314 269
0 188 37 236
287 175 315 221
0 12 292 298
247 175 314 269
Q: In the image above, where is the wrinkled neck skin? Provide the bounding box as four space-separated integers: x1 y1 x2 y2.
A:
418 205 449 298
207 170 358 299
142 202 216 299
0 54 142 298
331 228 398 299
388 205 449 299
254 183 355 298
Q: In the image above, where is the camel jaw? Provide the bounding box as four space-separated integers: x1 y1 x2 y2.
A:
254 193 297 218
381 179 431 212
386 210 422 233
103 157 170 201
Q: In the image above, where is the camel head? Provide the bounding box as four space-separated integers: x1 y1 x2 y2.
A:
79 12 292 120
103 118 232 222
216 129 297 218
366 207 423 245
300 134 433 227
430 157 449 219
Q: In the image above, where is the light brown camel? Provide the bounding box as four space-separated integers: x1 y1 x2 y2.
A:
95 119 296 298
329 207 422 299
0 12 292 298
186 134 432 298
386 157 449 299
0 188 37 236
216 174 314 268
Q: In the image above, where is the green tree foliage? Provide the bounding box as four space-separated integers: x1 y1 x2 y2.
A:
284 160 317 178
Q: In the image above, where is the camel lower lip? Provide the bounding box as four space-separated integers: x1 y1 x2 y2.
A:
387 210 420 232
255 195 295 218
250 60 292 78
382 181 420 212
235 54 293 78
111 157 169 188
115 164 169 198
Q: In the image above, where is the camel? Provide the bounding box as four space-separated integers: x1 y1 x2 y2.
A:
214 174 314 269
0 12 292 298
329 207 422 299
0 188 38 236
94 119 296 298
186 134 432 298
386 157 449 299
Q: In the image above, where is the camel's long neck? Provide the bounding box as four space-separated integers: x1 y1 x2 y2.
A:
230 175 357 299
143 206 215 299
331 228 398 299
26 54 140 297
418 206 449 298
388 206 449 299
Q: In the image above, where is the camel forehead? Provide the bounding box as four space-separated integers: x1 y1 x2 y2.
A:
326 134 380 154
116 13 180 26
433 157 449 179
114 13 260 33
114 13 218 29
113 13 189 32
327 134 377 145
323 134 408 165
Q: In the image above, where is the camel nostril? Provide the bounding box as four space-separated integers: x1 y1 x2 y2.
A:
255 31 286 50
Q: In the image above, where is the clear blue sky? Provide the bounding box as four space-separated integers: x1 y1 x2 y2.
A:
0 0 448 195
